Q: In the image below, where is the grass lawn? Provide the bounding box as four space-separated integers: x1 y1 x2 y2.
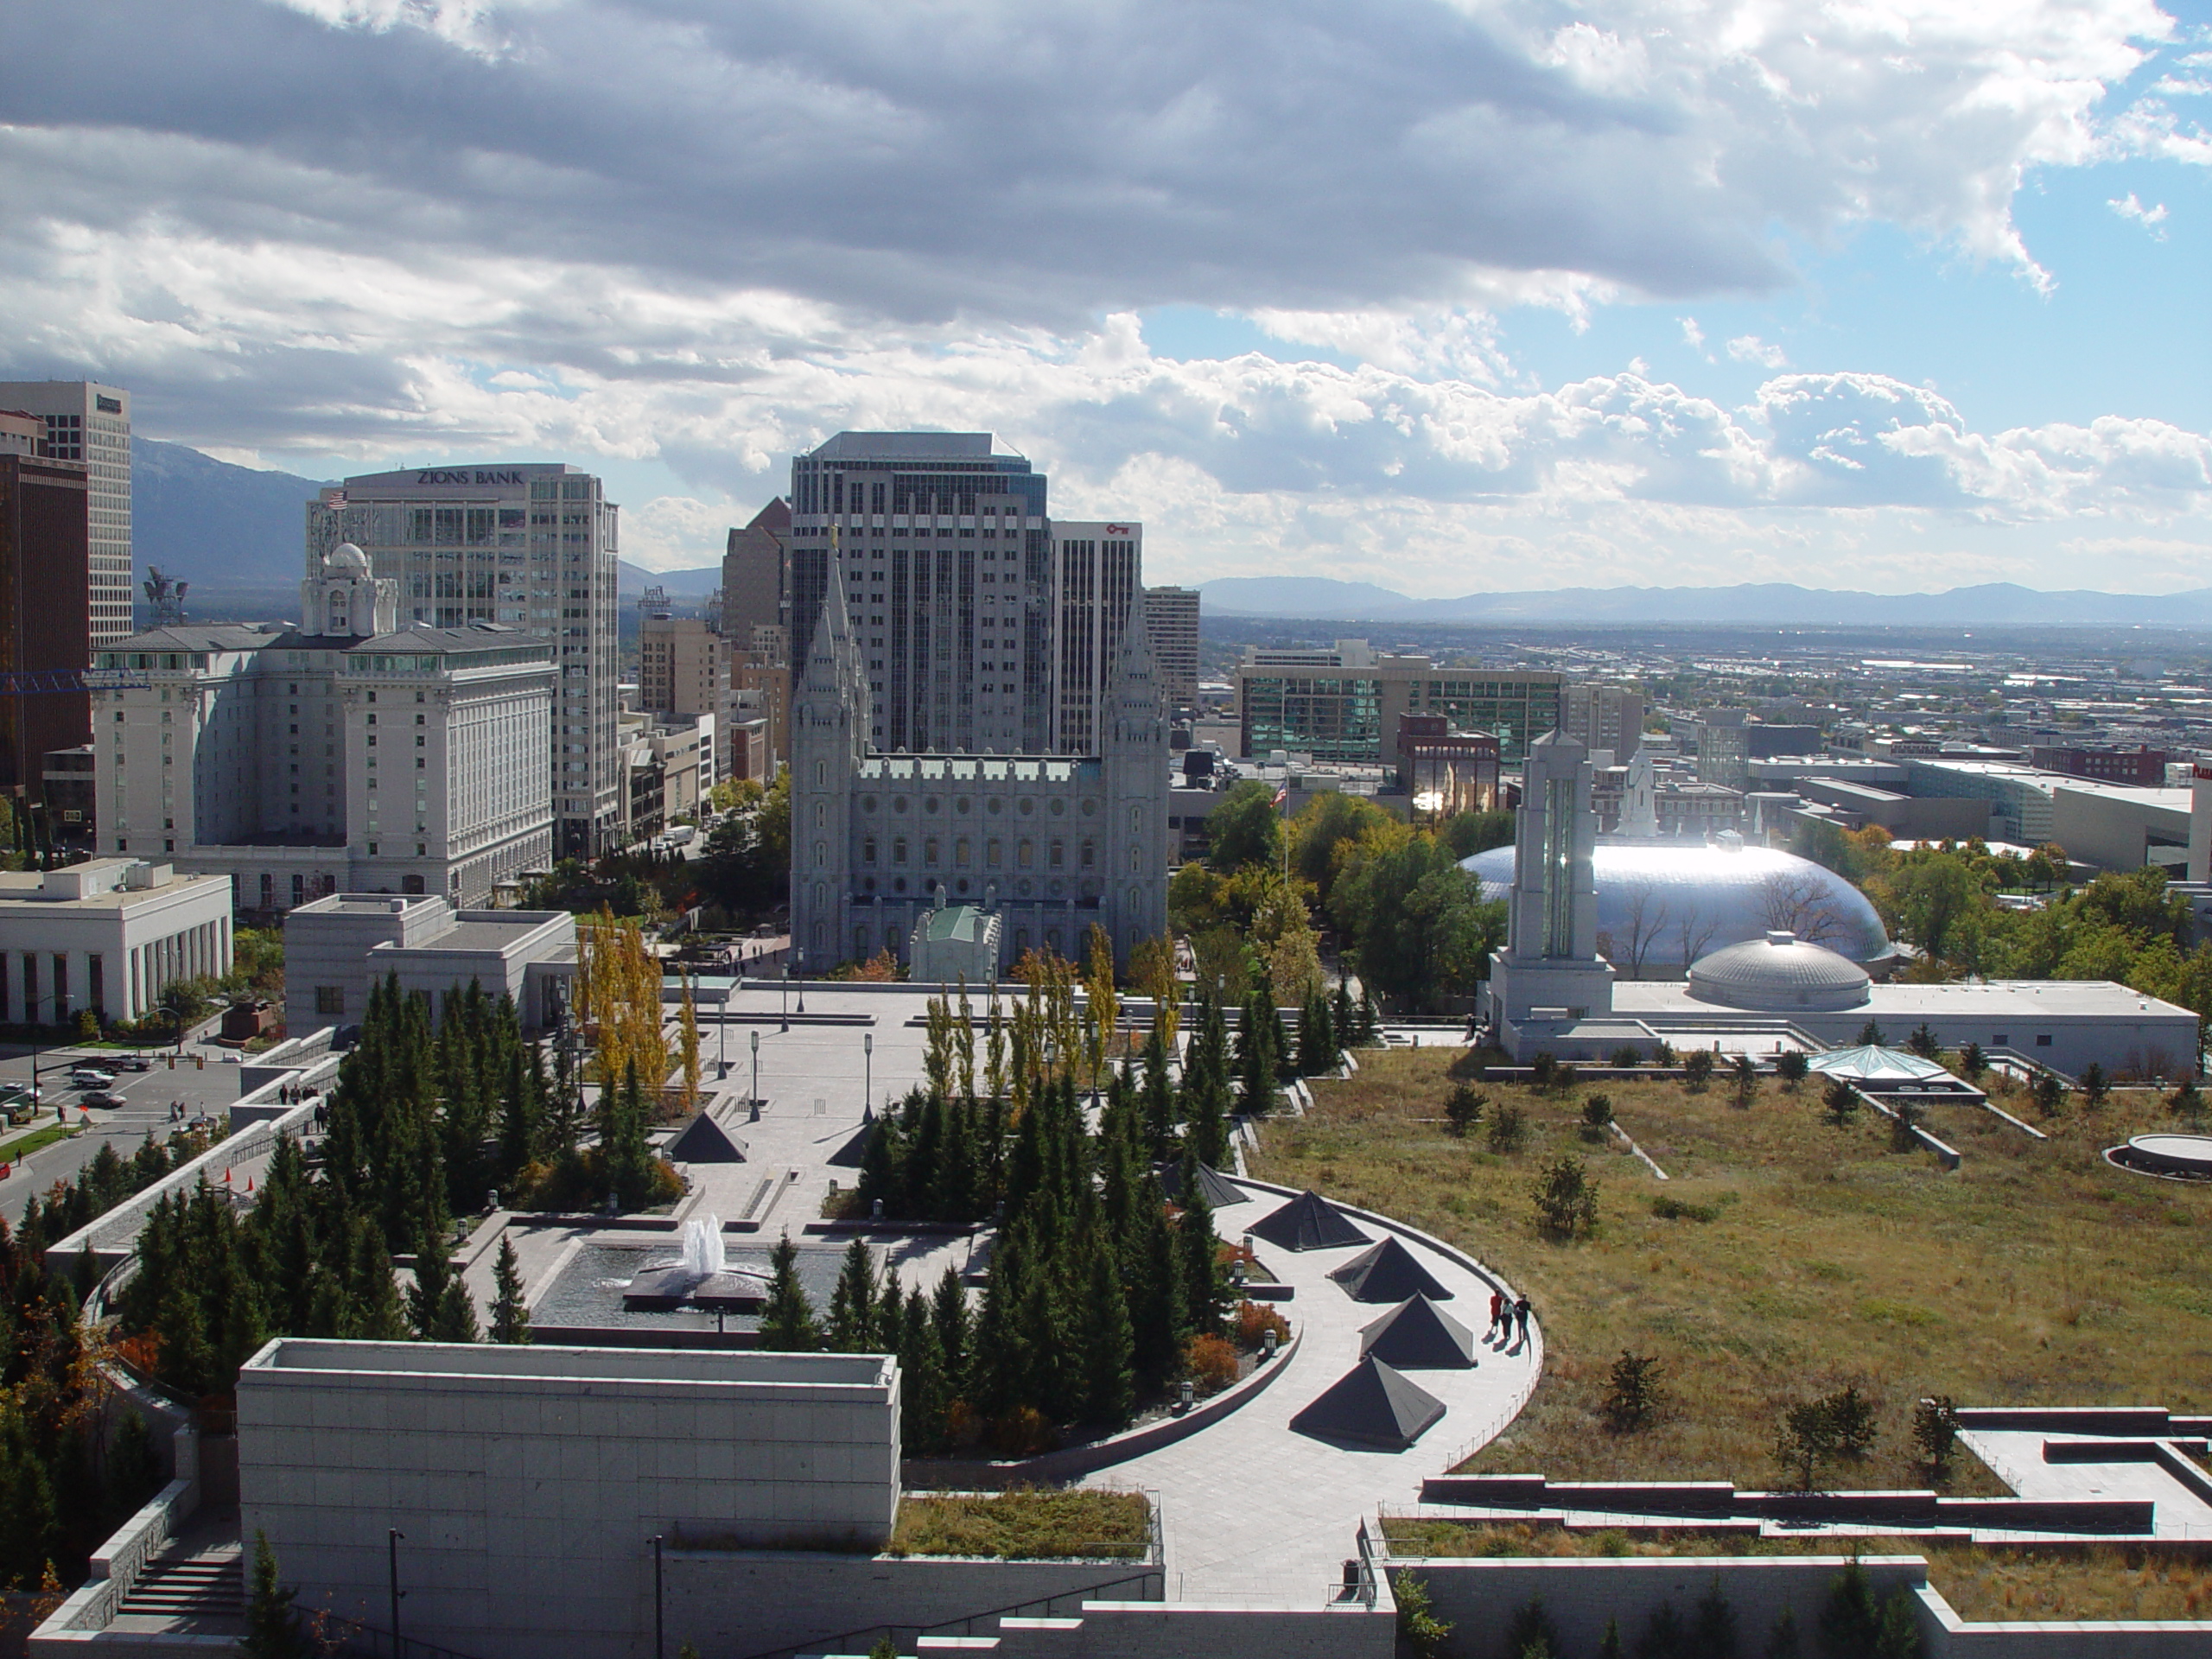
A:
1380 1521 2212 1621
0 1122 77 1163
1249 1049 2212 1492
887 1491 1153 1560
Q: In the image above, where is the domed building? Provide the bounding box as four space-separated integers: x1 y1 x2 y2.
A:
1685 931 1872 1012
1461 840 1894 978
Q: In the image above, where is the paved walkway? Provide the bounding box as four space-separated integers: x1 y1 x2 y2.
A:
1087 1177 1540 1606
1962 1428 2212 1541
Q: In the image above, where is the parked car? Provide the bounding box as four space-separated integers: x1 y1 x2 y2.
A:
110 1054 153 1071
69 1068 116 1089
79 1091 129 1110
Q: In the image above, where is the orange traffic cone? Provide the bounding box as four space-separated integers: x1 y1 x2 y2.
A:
223 1166 232 1185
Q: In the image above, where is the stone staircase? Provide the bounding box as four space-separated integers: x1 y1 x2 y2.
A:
116 1541 245 1623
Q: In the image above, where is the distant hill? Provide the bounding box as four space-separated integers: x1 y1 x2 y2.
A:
134 438 328 594
620 561 721 598
1198 575 2212 628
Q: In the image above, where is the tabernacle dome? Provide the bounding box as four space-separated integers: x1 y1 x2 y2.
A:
1461 841 1893 978
1686 931 1872 1012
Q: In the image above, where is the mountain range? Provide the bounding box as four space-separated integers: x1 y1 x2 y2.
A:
1198 575 2212 628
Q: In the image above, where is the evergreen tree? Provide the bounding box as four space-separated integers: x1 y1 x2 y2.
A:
1236 994 1277 1116
1140 1025 1177 1155
408 1219 457 1340
897 1293 948 1454
240 1531 311 1659
490 1236 531 1344
827 1238 879 1352
930 1263 971 1391
1177 1185 1226 1338
758 1235 820 1351
345 1216 409 1340
1078 1228 1136 1427
875 1274 905 1357
1299 989 1337 1076
601 1063 659 1212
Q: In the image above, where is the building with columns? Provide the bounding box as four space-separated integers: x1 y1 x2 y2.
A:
0 858 232 1027
790 562 1169 974
92 544 554 918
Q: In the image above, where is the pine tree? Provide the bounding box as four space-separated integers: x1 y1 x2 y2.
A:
827 1238 879 1352
1177 1185 1225 1338
1079 1230 1136 1427
897 1292 949 1453
1141 1025 1176 1155
758 1235 819 1351
930 1263 970 1390
1131 1178 1185 1388
432 1275 480 1344
1236 995 1277 1116
408 1220 455 1340
240 1531 311 1659
345 1216 409 1341
1299 989 1336 1076
490 1236 531 1344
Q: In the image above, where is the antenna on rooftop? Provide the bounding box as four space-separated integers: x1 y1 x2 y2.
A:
143 567 188 626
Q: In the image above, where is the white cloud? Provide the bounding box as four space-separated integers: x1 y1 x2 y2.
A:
2107 192 2171 236
1727 335 1790 369
1679 318 1707 353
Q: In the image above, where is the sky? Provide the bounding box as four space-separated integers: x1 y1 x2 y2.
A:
3 0 2209 596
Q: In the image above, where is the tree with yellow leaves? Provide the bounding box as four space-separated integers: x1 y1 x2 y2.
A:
575 907 671 1101
1082 923 1118 1093
1128 932 1180 1051
677 974 702 1110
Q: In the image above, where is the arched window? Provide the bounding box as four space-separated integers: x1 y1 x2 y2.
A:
814 760 826 788
987 840 1003 868
1018 840 1034 868
863 837 877 864
893 837 908 864
813 840 826 868
925 838 940 866
1081 840 1096 868
1048 840 1065 868
813 801 825 828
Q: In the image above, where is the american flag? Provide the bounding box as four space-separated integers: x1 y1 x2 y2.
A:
1272 785 1288 807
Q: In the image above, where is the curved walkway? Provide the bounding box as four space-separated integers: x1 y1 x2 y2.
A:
1085 1176 1541 1606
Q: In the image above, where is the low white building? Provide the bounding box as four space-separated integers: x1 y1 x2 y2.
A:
238 1339 900 1659
92 543 555 918
283 893 575 1033
0 858 232 1027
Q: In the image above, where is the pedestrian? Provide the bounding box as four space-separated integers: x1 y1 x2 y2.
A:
1488 1288 1506 1340
1514 1294 1533 1348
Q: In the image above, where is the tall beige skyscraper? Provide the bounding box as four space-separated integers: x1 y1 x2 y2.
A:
0 380 131 649
1142 585 1199 715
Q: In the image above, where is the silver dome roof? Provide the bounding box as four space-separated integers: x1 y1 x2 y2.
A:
1462 841 1893 976
1688 931 1872 1012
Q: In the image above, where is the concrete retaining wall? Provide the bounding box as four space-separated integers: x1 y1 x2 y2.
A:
1918 1586 2212 1657
1388 1554 1930 1659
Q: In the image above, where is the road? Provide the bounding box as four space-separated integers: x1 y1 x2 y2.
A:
0 1027 251 1217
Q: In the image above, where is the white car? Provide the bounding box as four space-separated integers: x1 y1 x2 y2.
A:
70 1068 117 1089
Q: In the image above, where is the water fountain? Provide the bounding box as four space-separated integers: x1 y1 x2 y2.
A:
621 1214 772 1311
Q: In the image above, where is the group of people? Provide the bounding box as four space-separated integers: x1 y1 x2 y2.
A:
1485 1287 1534 1348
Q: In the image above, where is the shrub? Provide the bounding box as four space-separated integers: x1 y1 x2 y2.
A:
2032 1072 2066 1117
1486 1104 1528 1154
1854 1020 1886 1047
2081 1062 2109 1109
1650 1195 1719 1223
1905 1022 1940 1058
1552 1063 1579 1095
1958 1041 1987 1079
1732 1054 1758 1107
1530 1155 1599 1239
1776 1049 1809 1087
1818 1560 1923 1659
1182 1332 1240 1397
1683 1049 1714 1089
1444 1083 1487 1137
1912 1394 1961 1482
1395 1573 1452 1659
1580 1094 1614 1143
1234 1300 1290 1352
1529 1053 1557 1091
1889 1103 1923 1154
1822 1077 1859 1126
1601 1351 1664 1433
1609 1046 1643 1068
2171 1077 2207 1129
1503 1597 1560 1659
1652 1039 1676 1065
1777 1384 1880 1491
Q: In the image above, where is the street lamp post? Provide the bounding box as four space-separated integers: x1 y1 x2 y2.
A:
780 964 790 1033
717 988 728 1077
795 948 806 1015
750 1029 760 1104
863 1032 873 1109
387 1529 405 1653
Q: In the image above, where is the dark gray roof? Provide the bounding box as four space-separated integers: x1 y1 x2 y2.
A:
1329 1236 1454 1303
110 623 292 652
1358 1297 1478 1370
1249 1190 1370 1253
353 623 551 653
1157 1159 1246 1211
810 431 1004 461
664 1113 747 1164
1290 1355 1446 1449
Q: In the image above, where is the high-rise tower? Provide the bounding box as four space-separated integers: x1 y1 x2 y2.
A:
0 380 131 650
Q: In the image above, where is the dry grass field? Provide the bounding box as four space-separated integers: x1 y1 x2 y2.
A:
1380 1521 2212 1622
887 1490 1153 1559
1249 1049 2212 1493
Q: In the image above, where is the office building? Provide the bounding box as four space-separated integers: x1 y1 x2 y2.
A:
787 432 1053 754
2029 744 2171 787
1144 585 1201 715
0 420 92 810
1235 641 1564 766
0 857 232 1027
721 497 790 645
1690 708 1751 789
1562 682 1643 761
1395 715 1500 817
305 465 620 858
0 380 132 649
1050 520 1141 753
93 543 555 914
639 613 730 721
791 565 1168 973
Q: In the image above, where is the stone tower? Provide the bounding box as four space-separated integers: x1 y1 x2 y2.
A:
302 543 397 639
790 549 866 967
1485 728 1616 1055
1101 593 1169 962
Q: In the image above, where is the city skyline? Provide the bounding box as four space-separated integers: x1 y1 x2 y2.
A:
2 1 2209 597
